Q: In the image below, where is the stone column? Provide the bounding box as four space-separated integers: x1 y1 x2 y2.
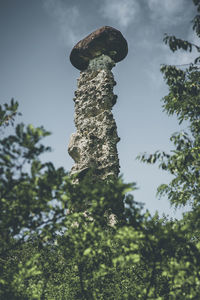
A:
68 26 128 181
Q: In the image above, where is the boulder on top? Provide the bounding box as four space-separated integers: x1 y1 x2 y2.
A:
70 26 128 71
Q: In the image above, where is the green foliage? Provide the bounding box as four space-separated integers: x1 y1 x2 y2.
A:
0 103 70 298
0 121 67 252
0 98 20 128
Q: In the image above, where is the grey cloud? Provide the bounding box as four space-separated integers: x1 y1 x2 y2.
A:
99 0 140 29
148 0 193 27
42 0 84 47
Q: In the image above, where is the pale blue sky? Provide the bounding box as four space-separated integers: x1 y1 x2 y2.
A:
0 0 198 217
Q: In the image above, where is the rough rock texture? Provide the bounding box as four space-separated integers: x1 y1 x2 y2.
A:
68 54 120 180
70 26 128 71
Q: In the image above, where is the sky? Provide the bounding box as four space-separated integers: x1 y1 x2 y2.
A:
0 0 198 218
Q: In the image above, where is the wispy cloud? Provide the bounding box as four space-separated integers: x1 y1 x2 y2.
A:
141 29 199 87
137 0 198 85
42 0 83 47
148 0 183 14
146 46 198 90
99 0 140 28
148 0 192 26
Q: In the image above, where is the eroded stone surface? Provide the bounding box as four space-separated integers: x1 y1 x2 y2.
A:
70 26 128 71
68 54 120 180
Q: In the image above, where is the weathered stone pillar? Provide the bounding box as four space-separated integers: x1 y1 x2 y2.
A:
68 26 128 181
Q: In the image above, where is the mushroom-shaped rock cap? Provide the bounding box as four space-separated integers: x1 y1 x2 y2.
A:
70 26 128 71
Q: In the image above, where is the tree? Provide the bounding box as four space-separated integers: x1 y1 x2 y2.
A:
137 0 200 297
139 0 200 209
0 99 69 298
